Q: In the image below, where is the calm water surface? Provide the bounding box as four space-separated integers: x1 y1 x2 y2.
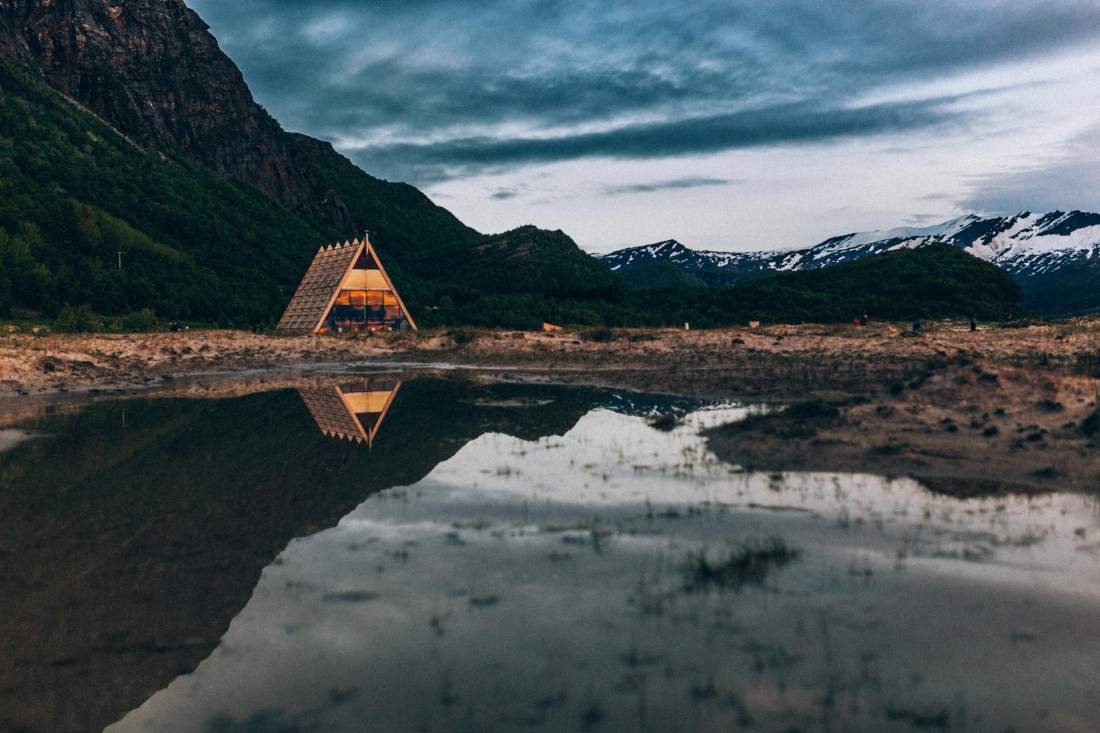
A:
2 377 1099 733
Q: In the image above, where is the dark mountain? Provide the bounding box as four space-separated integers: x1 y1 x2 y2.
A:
612 259 707 289
621 244 1023 327
600 212 1100 315
462 226 625 300
0 0 465 239
0 0 618 325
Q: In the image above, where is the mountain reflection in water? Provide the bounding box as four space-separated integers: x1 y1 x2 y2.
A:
1 377 1098 732
0 378 715 733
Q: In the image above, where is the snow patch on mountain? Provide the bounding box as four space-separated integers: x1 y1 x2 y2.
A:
601 239 775 274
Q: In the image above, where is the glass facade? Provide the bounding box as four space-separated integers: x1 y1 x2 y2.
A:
325 290 410 332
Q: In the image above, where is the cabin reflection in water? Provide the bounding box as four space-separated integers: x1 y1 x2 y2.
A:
298 378 402 447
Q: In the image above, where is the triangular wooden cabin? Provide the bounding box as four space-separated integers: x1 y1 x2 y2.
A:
277 235 417 334
298 378 403 447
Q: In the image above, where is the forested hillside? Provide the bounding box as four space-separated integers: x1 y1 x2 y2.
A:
626 244 1024 328
0 0 623 328
0 63 621 326
0 63 325 324
433 245 1023 329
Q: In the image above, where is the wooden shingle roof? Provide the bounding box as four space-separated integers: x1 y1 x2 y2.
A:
277 240 361 333
299 387 366 443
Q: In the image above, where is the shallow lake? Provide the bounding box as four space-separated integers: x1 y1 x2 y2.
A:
2 376 1099 732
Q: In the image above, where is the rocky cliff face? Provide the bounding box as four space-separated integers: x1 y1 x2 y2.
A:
0 0 354 231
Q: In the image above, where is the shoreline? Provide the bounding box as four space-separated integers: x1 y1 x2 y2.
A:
2 320 1098 398
2 322 1098 498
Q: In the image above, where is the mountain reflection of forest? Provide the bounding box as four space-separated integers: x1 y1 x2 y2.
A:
0 378 653 733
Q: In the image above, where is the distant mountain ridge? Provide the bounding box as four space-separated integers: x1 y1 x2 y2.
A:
600 240 777 286
600 211 1100 315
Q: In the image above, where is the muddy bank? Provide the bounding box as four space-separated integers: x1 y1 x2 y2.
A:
707 361 1100 495
2 319 1098 398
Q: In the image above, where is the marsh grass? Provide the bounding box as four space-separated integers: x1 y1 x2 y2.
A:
647 413 681 432
683 539 801 591
581 328 615 343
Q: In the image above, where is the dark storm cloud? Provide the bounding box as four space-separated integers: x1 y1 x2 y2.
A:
351 97 961 182
604 177 737 196
188 0 1100 183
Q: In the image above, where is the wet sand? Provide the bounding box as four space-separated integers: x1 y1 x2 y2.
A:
706 361 1100 496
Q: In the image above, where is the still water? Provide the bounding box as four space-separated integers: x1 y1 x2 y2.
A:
2 377 1099 732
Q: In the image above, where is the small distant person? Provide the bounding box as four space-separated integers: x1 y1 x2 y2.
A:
863 313 870 327
970 315 977 332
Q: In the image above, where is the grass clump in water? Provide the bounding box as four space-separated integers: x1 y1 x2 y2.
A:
647 413 681 432
784 401 840 421
684 539 801 592
1079 410 1100 438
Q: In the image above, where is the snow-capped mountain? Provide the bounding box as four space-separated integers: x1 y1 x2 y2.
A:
599 240 779 287
600 239 772 272
599 211 1100 315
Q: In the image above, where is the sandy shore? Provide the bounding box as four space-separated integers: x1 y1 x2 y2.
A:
1 320 1098 397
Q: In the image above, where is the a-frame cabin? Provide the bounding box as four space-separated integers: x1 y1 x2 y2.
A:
277 234 418 334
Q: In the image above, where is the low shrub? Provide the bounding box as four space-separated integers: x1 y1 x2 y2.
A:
581 328 615 343
53 304 100 332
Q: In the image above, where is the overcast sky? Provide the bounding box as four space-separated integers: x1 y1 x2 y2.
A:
188 0 1100 253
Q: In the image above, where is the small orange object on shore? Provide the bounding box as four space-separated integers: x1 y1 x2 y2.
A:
542 323 563 332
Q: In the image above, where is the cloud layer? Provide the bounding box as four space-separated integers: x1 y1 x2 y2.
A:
187 0 1100 250
961 125 1100 215
190 0 1100 183
604 177 736 196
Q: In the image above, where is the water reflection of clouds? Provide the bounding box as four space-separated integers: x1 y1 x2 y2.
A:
112 405 1100 733
0 428 36 453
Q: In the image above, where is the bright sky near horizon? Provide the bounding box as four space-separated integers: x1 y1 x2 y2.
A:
188 0 1100 253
